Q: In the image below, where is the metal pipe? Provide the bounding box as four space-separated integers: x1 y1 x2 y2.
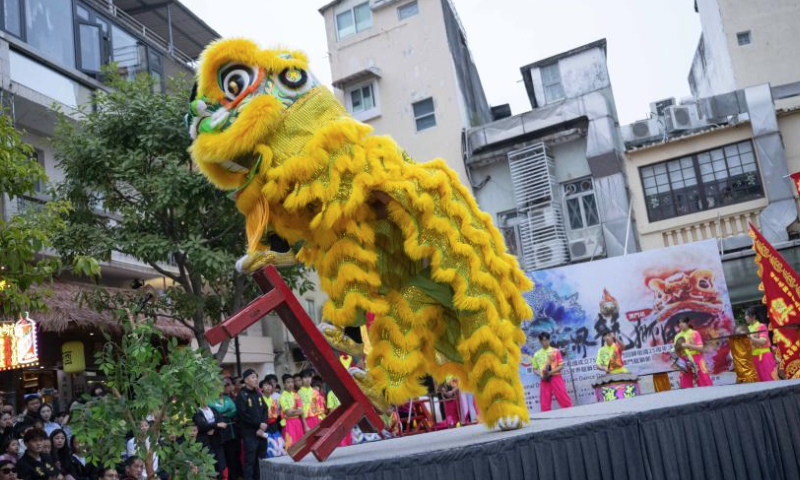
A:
166 3 174 54
623 199 633 255
234 335 242 376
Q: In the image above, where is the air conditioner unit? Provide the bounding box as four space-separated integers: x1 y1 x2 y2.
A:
622 118 663 147
531 242 569 271
650 97 676 117
664 105 706 133
569 236 605 261
527 206 558 229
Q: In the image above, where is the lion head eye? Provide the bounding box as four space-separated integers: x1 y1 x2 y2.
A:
219 64 257 101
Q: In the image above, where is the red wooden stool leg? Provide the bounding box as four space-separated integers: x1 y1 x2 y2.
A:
204 266 384 462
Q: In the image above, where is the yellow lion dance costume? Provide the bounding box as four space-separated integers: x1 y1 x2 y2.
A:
187 39 533 430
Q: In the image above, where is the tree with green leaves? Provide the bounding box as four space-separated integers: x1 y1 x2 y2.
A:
53 70 311 361
0 111 98 319
74 303 221 480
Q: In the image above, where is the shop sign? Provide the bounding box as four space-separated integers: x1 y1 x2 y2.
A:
0 313 39 371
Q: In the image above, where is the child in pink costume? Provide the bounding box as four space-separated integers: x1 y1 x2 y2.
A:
279 374 307 449
533 332 573 412
673 317 714 388
745 307 779 381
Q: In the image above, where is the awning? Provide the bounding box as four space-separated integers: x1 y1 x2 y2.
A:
33 282 193 341
723 243 800 305
113 0 220 60
332 67 382 89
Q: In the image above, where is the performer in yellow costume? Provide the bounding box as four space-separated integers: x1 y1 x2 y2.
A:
187 39 533 430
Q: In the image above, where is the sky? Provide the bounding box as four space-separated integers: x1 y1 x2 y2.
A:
180 0 702 124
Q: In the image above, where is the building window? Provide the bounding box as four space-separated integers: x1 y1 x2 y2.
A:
147 47 164 93
398 1 418 20
25 0 76 68
349 83 376 113
75 3 112 75
336 2 372 40
112 24 142 80
2 0 22 38
640 140 763 222
737 30 752 46
32 149 45 193
497 210 522 258
541 63 565 104
412 98 436 131
562 178 600 231
305 299 316 323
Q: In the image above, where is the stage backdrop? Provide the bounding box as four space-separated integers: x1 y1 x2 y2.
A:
519 239 737 410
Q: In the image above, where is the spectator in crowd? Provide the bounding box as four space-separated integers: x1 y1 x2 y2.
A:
259 380 284 458
96 467 117 480
68 437 95 480
122 457 143 480
192 404 227 479
0 413 13 447
0 439 18 464
39 439 51 458
15 428 59 480
235 369 267 480
231 377 243 398
48 431 70 480
210 378 239 480
37 408 58 438
0 459 17 480
21 397 41 425
125 420 157 479
89 386 106 399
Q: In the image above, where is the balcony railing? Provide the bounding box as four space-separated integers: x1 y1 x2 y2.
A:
660 208 763 247
84 0 196 67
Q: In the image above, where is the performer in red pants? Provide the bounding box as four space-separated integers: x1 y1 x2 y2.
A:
533 332 573 412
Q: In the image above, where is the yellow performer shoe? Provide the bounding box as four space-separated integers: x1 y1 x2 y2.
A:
319 323 364 357
349 367 390 412
235 250 297 274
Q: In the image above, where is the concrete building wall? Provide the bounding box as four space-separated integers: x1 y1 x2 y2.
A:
781 111 800 176
553 137 591 183
690 0 800 108
688 0 738 98
719 0 800 93
322 0 478 186
529 48 611 108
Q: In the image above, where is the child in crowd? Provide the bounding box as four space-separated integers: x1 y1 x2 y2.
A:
259 380 285 458
278 374 306 449
311 378 326 422
0 439 18 464
297 370 321 430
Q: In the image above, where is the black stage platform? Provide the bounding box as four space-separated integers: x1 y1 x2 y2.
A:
262 380 800 480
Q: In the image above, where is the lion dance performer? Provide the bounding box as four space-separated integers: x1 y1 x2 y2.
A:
186 39 533 430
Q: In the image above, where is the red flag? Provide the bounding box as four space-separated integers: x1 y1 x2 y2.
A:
790 172 800 197
749 223 800 378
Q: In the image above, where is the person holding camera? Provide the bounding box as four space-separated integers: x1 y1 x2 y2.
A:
532 332 573 412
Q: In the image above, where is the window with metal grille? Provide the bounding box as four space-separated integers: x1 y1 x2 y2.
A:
562 178 600 231
541 63 565 104
640 140 763 222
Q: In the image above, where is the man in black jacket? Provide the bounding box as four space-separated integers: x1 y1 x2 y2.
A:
235 369 267 480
